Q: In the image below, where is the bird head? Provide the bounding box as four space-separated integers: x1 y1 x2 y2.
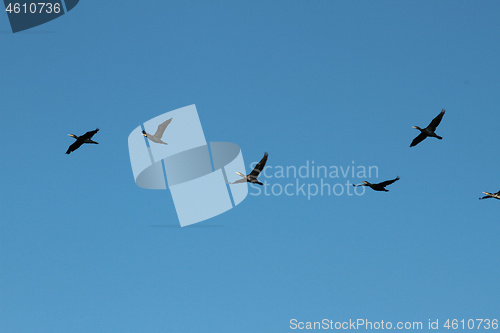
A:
363 181 369 185
68 134 77 138
412 126 422 130
236 172 246 178
142 130 147 137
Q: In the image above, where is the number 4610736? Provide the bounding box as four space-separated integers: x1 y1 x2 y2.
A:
444 319 498 329
5 3 61 14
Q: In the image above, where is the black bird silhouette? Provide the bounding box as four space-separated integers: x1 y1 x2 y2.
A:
410 109 445 147
353 176 400 192
231 152 268 186
479 190 500 200
66 128 99 154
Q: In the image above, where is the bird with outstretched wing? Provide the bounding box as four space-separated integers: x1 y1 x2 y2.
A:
142 118 173 145
410 109 445 147
232 152 269 186
66 128 99 154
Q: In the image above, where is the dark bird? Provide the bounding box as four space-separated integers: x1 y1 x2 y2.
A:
479 190 500 200
410 109 445 147
353 176 400 192
66 128 99 154
231 152 268 186
142 118 172 145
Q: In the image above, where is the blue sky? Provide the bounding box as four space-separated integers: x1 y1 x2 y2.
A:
1 1 500 332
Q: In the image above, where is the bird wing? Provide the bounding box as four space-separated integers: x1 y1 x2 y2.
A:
427 109 445 131
231 178 248 184
410 132 427 147
66 141 83 154
80 128 99 140
249 152 269 177
153 118 172 139
378 176 400 187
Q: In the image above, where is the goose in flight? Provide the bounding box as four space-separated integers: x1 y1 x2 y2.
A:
353 176 400 192
410 109 445 147
479 190 500 200
231 152 268 186
142 118 172 145
66 128 99 154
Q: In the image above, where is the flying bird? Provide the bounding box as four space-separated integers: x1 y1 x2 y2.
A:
479 190 500 200
231 152 269 186
353 176 400 192
142 118 172 145
410 109 445 147
66 128 99 154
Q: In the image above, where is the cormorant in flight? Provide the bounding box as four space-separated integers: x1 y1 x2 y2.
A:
66 128 99 154
142 118 172 145
353 176 400 192
479 190 500 200
410 109 445 147
231 152 268 186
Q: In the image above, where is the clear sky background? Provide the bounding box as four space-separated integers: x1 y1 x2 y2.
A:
1 1 500 332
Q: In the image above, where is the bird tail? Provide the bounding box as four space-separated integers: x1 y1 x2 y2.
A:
436 135 442 140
